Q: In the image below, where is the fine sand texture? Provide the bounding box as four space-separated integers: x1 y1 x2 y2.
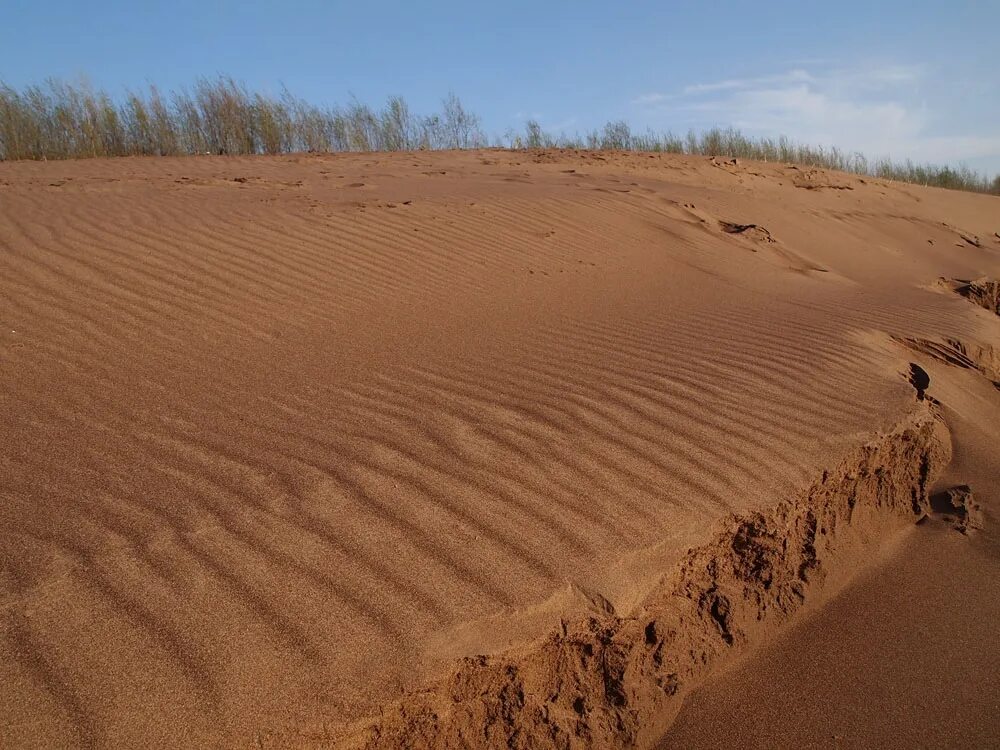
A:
1 150 998 748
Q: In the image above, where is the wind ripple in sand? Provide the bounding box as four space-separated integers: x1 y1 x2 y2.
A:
1 151 998 748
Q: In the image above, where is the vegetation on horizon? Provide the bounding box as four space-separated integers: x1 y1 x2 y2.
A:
1 77 997 195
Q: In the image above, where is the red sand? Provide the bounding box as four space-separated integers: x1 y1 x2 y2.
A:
1 150 998 748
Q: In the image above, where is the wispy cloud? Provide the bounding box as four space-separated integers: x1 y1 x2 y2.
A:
680 69 814 95
631 92 673 105
633 63 999 169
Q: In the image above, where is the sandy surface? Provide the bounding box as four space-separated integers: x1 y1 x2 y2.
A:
663 341 1000 749
1 150 998 748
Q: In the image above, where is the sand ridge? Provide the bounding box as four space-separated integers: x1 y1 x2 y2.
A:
1 149 999 748
315 406 951 748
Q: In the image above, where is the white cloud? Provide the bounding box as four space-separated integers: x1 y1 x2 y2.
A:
631 92 672 105
681 69 814 95
634 63 999 170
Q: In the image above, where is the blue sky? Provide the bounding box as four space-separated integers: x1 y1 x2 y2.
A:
2 0 998 174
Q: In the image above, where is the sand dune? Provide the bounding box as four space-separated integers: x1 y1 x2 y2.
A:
1 150 998 748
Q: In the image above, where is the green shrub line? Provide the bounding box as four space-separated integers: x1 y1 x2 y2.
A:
1 77 997 195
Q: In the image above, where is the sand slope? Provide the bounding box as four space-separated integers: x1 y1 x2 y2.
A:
663 342 1000 749
1 150 998 748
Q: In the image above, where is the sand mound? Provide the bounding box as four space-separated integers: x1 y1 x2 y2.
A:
929 485 984 534
786 166 855 191
896 336 1000 389
947 277 1000 315
718 220 775 243
2 150 999 748
965 280 1000 315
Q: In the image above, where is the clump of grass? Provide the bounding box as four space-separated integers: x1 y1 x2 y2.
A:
1 77 996 195
511 122 998 194
0 78 486 160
